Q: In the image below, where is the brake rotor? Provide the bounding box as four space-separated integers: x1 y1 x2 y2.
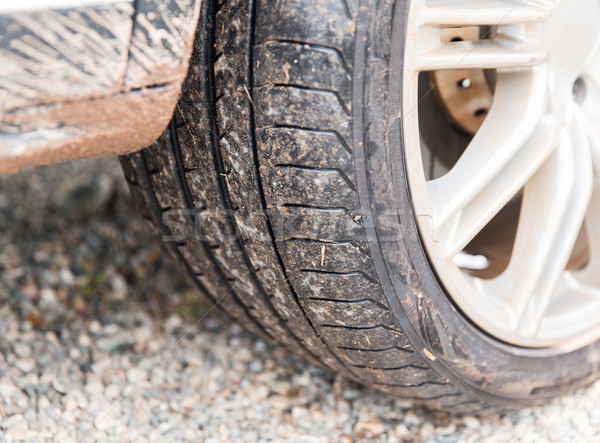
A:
430 27 494 135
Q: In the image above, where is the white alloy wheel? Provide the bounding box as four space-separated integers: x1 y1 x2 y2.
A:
403 0 600 347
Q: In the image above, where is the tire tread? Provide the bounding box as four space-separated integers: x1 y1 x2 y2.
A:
122 0 483 412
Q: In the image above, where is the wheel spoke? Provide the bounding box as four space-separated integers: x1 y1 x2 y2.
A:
415 39 546 71
427 68 548 242
438 117 557 258
588 109 600 161
581 67 600 173
412 0 550 72
582 182 600 273
586 106 600 165
420 0 553 27
580 60 600 267
485 118 594 338
586 53 600 90
578 106 600 272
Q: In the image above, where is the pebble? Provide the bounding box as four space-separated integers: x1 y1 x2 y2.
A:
52 380 67 395
343 387 360 401
52 173 115 220
89 320 102 334
95 333 134 354
14 358 36 373
420 422 435 438
404 411 422 427
12 343 32 359
1 414 25 430
394 423 411 438
354 419 386 438
437 423 457 435
109 272 128 301
463 415 481 428
126 367 146 384
78 333 92 347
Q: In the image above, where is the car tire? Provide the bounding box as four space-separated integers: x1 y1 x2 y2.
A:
120 0 600 412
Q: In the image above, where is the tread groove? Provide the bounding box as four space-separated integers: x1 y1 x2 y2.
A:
285 236 367 252
298 269 379 285
351 364 430 371
284 238 367 253
373 381 450 388
322 323 405 332
273 164 356 191
340 0 353 19
281 203 356 216
257 39 352 73
337 346 414 353
305 297 390 311
260 124 352 154
260 83 351 115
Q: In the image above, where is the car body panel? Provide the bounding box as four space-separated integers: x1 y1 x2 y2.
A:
0 0 201 173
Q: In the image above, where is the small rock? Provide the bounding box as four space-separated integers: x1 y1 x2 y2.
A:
108 271 127 301
0 380 18 397
23 409 36 423
12 342 32 358
37 395 50 410
96 333 134 354
52 379 67 395
39 288 57 306
105 384 121 399
126 367 146 384
133 326 152 351
354 419 385 438
78 333 92 347
102 323 120 335
14 358 36 373
404 411 421 427
59 267 75 286
69 347 81 360
268 395 291 410
7 429 28 440
85 381 104 395
19 284 39 301
437 423 457 435
291 406 308 422
71 295 86 314
394 423 411 438
89 320 102 334
462 416 480 429
420 422 434 438
165 315 183 334
94 409 114 431
1 414 25 430
52 174 114 220
343 387 360 401
248 361 262 373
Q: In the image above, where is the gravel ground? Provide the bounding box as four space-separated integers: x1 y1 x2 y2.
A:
0 157 599 442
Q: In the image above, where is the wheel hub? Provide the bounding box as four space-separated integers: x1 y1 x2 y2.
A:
404 0 600 348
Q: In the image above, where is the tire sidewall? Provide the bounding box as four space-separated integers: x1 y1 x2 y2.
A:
355 0 600 405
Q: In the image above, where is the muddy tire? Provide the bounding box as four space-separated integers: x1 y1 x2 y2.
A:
120 0 600 412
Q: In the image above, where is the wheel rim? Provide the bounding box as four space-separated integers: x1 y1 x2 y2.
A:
402 0 600 347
